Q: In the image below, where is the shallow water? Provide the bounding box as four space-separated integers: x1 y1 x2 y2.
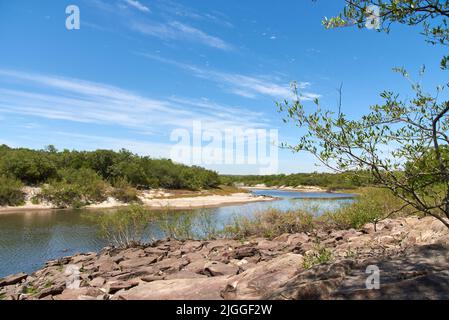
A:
0 189 355 277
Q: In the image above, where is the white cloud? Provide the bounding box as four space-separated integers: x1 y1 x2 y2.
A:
136 53 320 101
124 0 150 12
131 20 232 51
0 69 268 133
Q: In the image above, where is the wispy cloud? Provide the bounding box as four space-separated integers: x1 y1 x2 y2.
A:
131 20 233 51
136 53 319 100
124 0 150 12
88 0 233 51
0 69 268 133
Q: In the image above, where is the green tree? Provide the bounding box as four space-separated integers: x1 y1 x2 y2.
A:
278 0 449 228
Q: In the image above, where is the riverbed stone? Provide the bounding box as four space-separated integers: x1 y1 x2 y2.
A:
118 255 158 269
0 272 28 287
204 261 239 277
89 277 105 287
116 276 231 300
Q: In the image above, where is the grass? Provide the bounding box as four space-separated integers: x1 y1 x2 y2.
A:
0 293 5 300
319 187 411 230
23 286 39 295
302 246 333 269
224 208 315 240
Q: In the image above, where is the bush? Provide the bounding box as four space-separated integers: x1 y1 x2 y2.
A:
110 178 140 203
0 150 57 185
157 210 220 240
320 188 410 229
0 175 25 206
224 208 314 239
40 168 109 208
303 246 333 269
86 204 156 248
40 182 85 209
57 168 108 203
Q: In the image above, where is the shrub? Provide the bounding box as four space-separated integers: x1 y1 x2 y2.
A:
0 150 57 185
320 188 410 230
303 246 333 269
159 211 195 240
110 178 140 203
40 182 85 209
158 210 220 240
86 204 156 248
57 168 108 203
40 168 109 208
224 208 314 239
0 175 25 206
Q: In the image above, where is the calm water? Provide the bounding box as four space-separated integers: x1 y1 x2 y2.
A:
0 189 355 277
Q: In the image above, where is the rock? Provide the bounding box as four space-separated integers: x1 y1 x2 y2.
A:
376 235 396 245
204 261 239 277
89 277 105 287
122 248 146 260
180 241 203 253
286 233 310 246
0 272 28 287
96 258 119 273
182 259 208 274
53 287 105 300
256 239 280 251
37 285 65 299
164 271 208 280
232 246 258 259
106 280 140 294
152 257 189 274
143 247 166 256
222 253 303 300
116 276 230 300
113 267 156 281
118 256 158 269
140 275 164 283
71 253 96 265
266 262 352 300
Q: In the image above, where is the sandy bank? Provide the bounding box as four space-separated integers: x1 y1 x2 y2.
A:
241 184 327 192
0 192 275 214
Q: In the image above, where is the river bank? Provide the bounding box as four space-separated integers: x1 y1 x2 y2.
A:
1 215 448 300
0 188 275 214
240 184 328 192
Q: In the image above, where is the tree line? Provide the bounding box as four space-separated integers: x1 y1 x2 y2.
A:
0 145 220 207
221 171 374 190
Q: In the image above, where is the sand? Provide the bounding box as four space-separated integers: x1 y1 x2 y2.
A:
0 192 275 214
241 184 327 192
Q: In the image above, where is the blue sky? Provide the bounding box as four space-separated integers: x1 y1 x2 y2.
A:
0 0 446 174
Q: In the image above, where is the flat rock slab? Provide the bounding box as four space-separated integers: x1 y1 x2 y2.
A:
204 261 239 276
116 276 231 300
223 253 304 300
0 272 27 287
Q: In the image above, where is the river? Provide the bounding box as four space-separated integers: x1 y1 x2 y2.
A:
0 189 355 277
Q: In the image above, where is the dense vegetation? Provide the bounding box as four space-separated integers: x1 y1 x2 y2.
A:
0 175 25 206
221 171 374 190
0 145 220 207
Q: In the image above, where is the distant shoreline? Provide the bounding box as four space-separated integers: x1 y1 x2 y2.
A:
241 185 327 192
0 192 276 215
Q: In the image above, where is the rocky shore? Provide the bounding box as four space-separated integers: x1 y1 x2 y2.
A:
1 216 449 300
